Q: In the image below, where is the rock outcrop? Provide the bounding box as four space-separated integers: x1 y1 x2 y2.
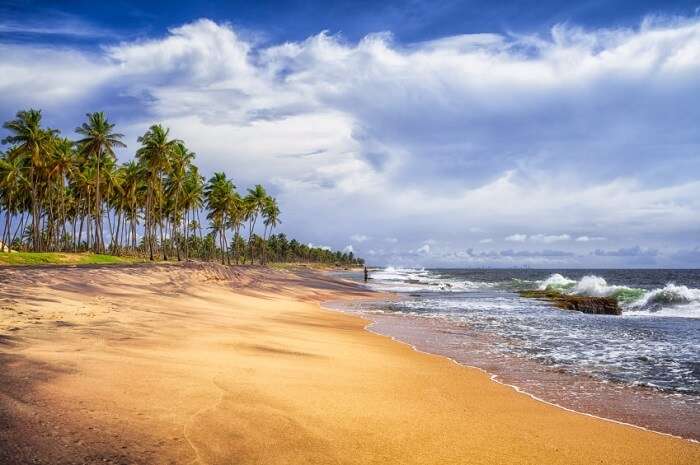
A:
519 290 621 316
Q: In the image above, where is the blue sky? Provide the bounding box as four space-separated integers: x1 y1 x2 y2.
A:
1 1 699 267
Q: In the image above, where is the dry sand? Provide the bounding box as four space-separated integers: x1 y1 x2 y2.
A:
0 263 697 465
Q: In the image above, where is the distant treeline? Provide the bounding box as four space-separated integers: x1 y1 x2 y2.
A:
0 109 363 266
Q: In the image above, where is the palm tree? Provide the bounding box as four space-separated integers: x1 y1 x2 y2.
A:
75 112 126 253
2 109 58 250
120 161 142 252
182 164 204 260
244 184 268 264
205 172 235 264
47 137 75 250
2 107 363 265
261 196 280 264
135 124 180 260
0 148 27 249
226 192 246 264
165 143 195 260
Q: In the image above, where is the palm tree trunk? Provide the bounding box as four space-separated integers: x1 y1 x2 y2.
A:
30 170 39 251
247 216 257 264
2 206 11 250
146 186 154 261
95 156 102 254
12 212 25 246
106 206 114 254
183 210 189 261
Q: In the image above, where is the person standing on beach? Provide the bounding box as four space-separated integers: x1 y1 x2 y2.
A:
364 266 369 282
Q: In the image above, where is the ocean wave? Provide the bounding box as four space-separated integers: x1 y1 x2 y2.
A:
537 274 700 318
538 273 576 291
370 267 495 293
632 283 700 306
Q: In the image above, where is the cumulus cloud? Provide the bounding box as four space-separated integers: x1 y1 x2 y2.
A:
307 243 332 251
499 249 574 258
416 244 431 254
593 246 659 257
343 244 354 253
350 234 369 242
1 17 700 266
575 236 606 242
479 238 493 244
530 234 571 243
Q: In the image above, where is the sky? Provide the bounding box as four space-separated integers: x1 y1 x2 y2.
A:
1 0 699 267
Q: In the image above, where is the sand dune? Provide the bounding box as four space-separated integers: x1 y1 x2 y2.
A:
0 263 697 464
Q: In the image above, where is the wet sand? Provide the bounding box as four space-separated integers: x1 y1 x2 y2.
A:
0 263 698 464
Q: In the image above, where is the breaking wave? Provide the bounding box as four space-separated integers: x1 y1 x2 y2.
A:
538 274 700 318
369 266 494 292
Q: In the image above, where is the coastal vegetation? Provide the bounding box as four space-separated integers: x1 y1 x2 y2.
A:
0 251 136 266
0 109 363 267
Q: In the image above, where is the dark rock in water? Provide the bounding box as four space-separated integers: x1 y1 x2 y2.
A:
519 290 621 316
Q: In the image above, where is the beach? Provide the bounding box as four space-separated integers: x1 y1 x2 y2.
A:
0 264 698 465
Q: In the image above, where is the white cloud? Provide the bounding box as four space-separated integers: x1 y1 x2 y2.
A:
343 244 354 253
505 234 528 242
384 237 398 243
350 234 369 242
576 235 607 242
2 17 700 266
530 234 571 243
479 238 493 244
308 243 331 251
416 244 431 254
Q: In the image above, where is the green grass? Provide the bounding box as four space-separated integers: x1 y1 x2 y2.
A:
0 251 139 266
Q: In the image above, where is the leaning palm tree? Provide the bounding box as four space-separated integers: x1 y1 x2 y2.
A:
75 112 126 253
135 124 180 260
2 109 58 251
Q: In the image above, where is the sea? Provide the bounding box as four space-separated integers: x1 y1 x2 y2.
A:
331 268 700 440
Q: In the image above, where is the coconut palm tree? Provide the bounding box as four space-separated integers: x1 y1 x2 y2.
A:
47 137 75 250
205 172 235 264
2 107 364 266
75 112 126 253
135 124 180 260
2 109 58 250
120 161 142 252
244 184 268 264
181 165 204 260
226 192 246 264
261 196 280 264
0 148 27 249
165 143 195 260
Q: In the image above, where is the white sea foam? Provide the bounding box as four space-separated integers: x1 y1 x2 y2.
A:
537 273 576 290
537 274 700 319
572 275 632 297
369 267 494 293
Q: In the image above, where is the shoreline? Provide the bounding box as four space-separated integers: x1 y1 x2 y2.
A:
1 264 698 464
327 300 697 443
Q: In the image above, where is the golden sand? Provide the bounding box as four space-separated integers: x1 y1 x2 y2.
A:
0 263 697 464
